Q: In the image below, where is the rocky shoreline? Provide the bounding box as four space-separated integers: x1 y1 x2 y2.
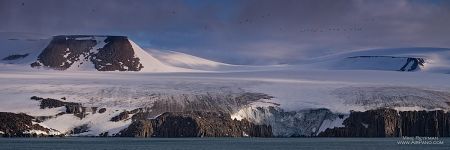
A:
3 108 450 138
1 96 450 138
118 111 272 137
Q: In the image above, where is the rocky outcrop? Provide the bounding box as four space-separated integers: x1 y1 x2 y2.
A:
31 96 94 119
110 111 130 122
40 98 81 109
90 36 143 71
30 35 144 71
342 56 425 72
400 58 425 71
31 35 97 70
0 112 61 137
318 108 450 137
318 109 400 137
98 108 107 114
70 124 90 134
2 53 29 61
118 111 272 137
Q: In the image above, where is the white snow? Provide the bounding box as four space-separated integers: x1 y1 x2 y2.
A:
242 132 249 137
148 49 231 70
41 109 132 136
149 48 288 72
316 116 347 135
65 36 106 71
63 48 70 58
129 40 194 72
0 32 50 66
23 130 48 135
22 122 62 136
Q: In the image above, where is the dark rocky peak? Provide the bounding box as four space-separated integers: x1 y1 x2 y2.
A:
30 35 144 71
91 36 143 71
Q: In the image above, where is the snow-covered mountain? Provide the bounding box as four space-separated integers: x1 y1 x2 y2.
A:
1 32 450 137
2 33 450 74
1 34 192 72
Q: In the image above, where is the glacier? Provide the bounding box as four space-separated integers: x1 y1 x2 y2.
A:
1 33 450 137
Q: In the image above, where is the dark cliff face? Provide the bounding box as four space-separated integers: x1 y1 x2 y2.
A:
318 108 450 137
30 35 143 71
118 111 272 138
400 110 450 137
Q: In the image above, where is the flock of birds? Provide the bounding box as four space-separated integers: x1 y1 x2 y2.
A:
18 1 368 34
236 13 366 33
157 8 368 33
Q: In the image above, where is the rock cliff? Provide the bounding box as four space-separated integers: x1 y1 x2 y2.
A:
118 111 272 137
318 108 450 137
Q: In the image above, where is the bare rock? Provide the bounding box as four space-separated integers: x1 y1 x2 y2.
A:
0 112 60 137
118 111 272 138
98 108 107 114
318 108 450 137
110 111 130 122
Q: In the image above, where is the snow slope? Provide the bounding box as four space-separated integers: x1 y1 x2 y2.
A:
128 40 193 72
0 33 194 72
147 49 230 70
148 48 287 72
113 46 450 73
0 32 51 65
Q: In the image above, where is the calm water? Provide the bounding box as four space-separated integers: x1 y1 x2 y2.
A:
0 137 449 150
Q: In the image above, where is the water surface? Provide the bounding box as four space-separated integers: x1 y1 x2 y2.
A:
0 137 449 150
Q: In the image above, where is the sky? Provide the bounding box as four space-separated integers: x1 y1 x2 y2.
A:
1 0 450 65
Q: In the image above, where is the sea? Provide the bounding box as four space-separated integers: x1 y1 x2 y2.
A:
0 137 449 150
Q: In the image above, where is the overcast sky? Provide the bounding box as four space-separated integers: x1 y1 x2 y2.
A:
1 0 450 65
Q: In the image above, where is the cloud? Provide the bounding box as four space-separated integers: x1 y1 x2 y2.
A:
1 0 450 64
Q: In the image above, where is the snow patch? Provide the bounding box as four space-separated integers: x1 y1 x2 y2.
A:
316 115 347 135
